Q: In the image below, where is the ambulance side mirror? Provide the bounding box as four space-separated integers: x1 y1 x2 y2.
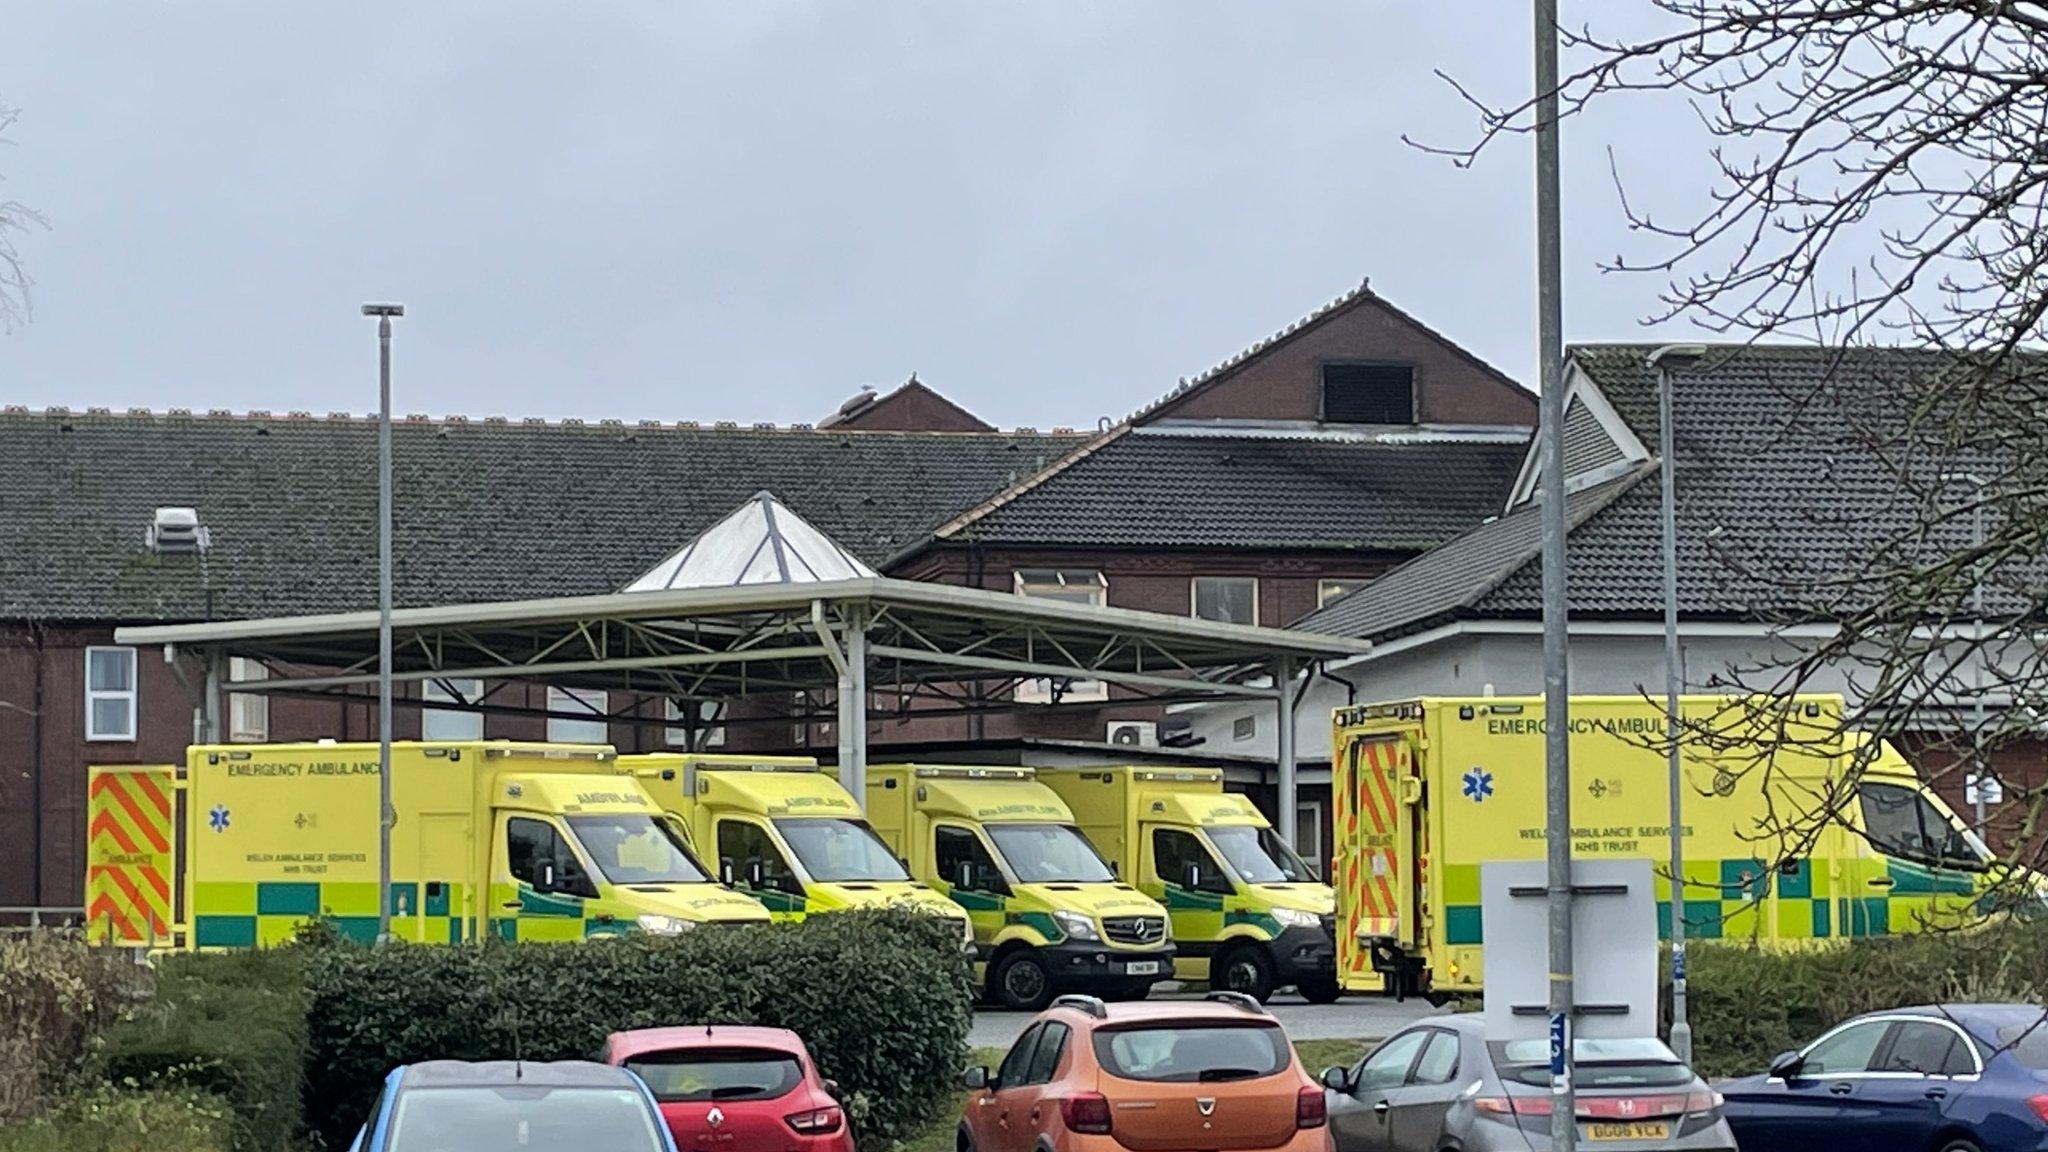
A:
747 860 765 889
1184 863 1202 891
538 861 558 893
719 860 735 887
956 861 975 891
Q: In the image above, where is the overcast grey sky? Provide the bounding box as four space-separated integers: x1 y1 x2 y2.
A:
2 3 1710 428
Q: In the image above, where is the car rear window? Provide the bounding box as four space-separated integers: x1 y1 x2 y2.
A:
1490 1039 1690 1089
389 1086 662 1152
624 1047 803 1102
1996 1016 2048 1069
1093 1024 1290 1083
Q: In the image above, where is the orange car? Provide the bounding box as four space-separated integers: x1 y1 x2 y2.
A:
958 993 1328 1152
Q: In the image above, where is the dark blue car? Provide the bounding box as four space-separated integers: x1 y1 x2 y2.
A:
1719 1004 2048 1152
347 1060 679 1152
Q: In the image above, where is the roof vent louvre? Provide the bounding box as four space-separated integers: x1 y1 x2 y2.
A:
147 507 210 554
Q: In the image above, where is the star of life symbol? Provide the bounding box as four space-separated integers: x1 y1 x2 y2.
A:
1461 768 1494 802
208 805 231 833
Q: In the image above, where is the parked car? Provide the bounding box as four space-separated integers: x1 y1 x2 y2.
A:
347 1060 677 1152
602 1025 852 1152
958 991 1327 1152
1719 1003 2048 1152
1322 1015 1733 1151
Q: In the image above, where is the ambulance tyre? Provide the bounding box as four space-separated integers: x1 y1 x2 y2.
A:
1299 977 1342 1004
1215 944 1277 1003
1936 1141 1982 1152
994 951 1055 1012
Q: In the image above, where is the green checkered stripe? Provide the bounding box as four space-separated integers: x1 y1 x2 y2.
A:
193 881 467 948
1436 859 1981 946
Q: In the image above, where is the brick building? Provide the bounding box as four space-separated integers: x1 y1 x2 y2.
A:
0 281 1534 908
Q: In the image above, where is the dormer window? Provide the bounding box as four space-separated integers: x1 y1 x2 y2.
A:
1321 363 1415 425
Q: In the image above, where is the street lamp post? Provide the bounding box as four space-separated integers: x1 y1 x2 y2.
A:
1942 472 1991 833
1648 343 1703 1065
362 302 404 946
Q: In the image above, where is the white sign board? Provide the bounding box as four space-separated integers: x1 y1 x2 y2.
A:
1480 858 1657 1042
1966 773 2004 806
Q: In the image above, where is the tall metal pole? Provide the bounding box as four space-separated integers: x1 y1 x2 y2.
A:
1274 656 1298 849
1650 344 1702 1065
1532 1 1574 1145
1970 483 1987 834
363 302 404 946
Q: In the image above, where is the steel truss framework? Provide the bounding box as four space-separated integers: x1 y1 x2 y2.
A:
121 577 1366 839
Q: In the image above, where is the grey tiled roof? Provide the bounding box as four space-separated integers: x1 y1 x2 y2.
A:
1297 469 1650 638
0 410 1078 621
1307 342 2024 640
939 427 1529 551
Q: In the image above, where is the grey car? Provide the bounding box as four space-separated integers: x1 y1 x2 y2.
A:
1321 1015 1736 1151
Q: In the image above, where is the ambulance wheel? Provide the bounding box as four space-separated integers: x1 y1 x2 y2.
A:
1299 977 1342 1005
994 952 1054 1012
1215 945 1276 1003
1936 1141 1982 1152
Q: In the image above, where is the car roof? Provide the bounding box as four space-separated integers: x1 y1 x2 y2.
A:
1050 1001 1282 1027
399 1060 640 1090
1875 1004 2048 1036
606 1025 808 1062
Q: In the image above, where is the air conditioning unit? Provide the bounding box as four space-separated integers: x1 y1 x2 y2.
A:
146 506 210 553
1106 721 1158 748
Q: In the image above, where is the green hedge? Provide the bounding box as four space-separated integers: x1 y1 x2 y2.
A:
100 950 308 1152
301 909 973 1150
0 1085 230 1152
0 934 151 1122
1687 921 2048 1077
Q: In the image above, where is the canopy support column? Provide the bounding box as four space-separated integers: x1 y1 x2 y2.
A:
201 650 224 744
836 609 870 804
1274 655 1297 848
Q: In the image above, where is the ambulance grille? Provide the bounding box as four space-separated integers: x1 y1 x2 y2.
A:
1103 915 1167 946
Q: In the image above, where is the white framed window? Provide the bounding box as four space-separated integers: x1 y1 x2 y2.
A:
85 646 138 742
1013 569 1109 704
665 699 727 749
1317 579 1370 609
1295 802 1324 872
228 657 269 743
546 686 610 744
422 677 485 741
1192 576 1259 625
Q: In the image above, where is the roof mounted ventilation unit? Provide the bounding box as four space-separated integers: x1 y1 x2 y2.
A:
146 506 210 554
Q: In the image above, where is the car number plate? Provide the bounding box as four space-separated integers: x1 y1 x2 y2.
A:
1585 1121 1670 1141
1123 961 1161 976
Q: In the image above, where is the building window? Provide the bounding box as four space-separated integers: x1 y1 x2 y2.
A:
666 699 727 749
422 677 485 741
1192 577 1258 626
1321 363 1415 425
1232 714 1257 742
546 686 610 744
85 646 138 742
1014 569 1109 703
1317 579 1371 609
1295 802 1324 874
228 657 269 743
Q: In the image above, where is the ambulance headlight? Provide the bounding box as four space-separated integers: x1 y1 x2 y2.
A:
637 914 694 936
1052 910 1100 941
1272 907 1321 930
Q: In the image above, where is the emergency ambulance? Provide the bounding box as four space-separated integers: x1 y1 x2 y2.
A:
860 764 1176 1010
83 741 770 948
621 754 971 937
1036 765 1340 1004
1330 695 2016 998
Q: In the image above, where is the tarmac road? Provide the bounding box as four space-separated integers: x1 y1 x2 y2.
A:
968 988 1443 1049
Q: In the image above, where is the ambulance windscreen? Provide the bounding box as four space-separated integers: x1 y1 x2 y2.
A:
1205 825 1318 884
773 818 911 882
986 823 1115 884
567 815 714 885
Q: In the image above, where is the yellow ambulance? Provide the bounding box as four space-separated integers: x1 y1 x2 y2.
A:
1036 765 1340 1004
1330 695 2015 998
621 754 971 936
860 764 1175 1010
83 741 770 948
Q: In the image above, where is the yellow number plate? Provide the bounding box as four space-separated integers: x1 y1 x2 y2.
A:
1585 1122 1671 1141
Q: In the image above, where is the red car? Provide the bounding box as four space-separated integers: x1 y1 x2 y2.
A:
603 1025 852 1152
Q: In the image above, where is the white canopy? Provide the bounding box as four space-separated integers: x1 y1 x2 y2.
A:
624 491 878 592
